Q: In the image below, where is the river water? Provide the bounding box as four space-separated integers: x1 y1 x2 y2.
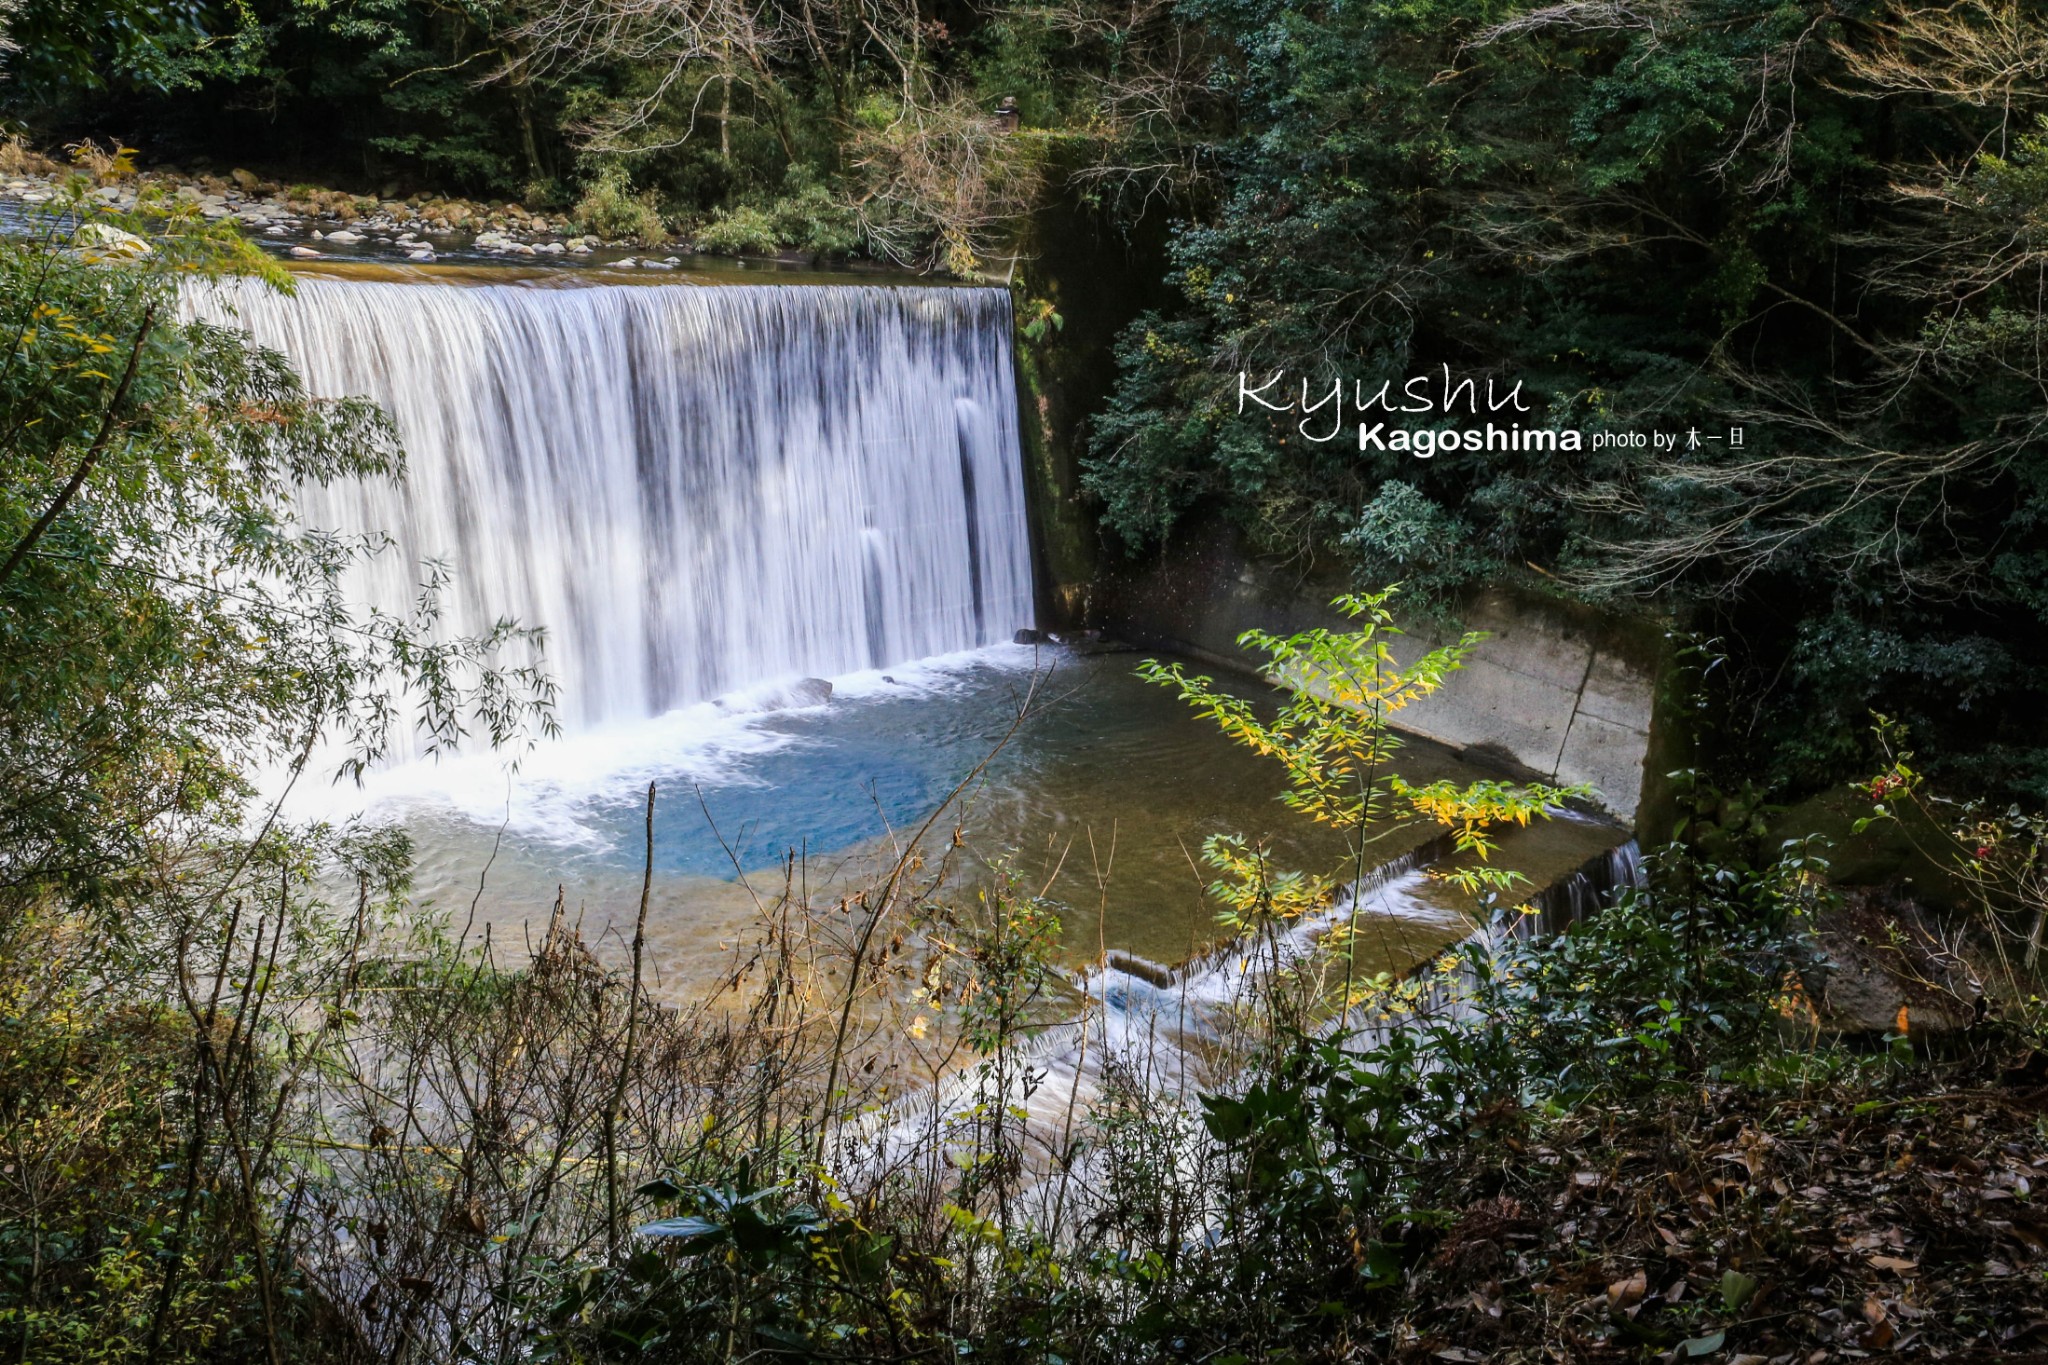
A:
186 265 1630 1002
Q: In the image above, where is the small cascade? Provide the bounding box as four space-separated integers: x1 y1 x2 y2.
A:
1522 837 1647 937
842 830 1648 1192
843 849 1473 1179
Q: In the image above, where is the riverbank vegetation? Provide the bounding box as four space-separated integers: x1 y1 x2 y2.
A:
2 0 1184 269
1077 0 2048 813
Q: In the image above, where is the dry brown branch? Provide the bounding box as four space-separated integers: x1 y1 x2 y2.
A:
848 97 1048 271
1831 0 2048 122
1568 368 2042 600
1470 0 1673 47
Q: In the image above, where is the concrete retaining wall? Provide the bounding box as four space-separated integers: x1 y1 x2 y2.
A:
1089 529 1663 821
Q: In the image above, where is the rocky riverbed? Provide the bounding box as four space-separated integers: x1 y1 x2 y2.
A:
4 159 727 270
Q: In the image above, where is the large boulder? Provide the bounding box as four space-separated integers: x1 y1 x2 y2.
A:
1808 886 1984 1037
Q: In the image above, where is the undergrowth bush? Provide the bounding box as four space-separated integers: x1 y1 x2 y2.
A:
573 166 667 242
690 204 779 256
769 181 861 257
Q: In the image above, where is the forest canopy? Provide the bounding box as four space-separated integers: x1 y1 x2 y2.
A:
1079 0 2048 802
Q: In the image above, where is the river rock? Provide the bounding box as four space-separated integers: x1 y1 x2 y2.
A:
1013 628 1050 645
1104 952 1176 989
788 678 834 707
289 246 322 259
324 229 364 244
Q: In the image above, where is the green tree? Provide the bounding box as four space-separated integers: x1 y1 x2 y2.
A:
0 187 554 920
1141 586 1587 1008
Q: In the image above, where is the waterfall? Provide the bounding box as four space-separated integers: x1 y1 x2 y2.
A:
1525 837 1646 936
187 277 1034 737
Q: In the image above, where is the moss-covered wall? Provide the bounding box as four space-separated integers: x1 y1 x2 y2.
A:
1000 152 1172 626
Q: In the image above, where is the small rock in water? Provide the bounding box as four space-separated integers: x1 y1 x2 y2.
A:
788 678 834 707
1105 952 1176 990
407 249 434 262
289 246 322 259
324 229 364 244
1013 628 1050 645
615 257 639 268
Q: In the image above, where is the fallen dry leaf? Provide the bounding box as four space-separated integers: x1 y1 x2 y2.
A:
1607 1269 1647 1309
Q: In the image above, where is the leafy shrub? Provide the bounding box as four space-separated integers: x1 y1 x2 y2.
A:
573 165 667 242
1485 834 1830 1094
1340 480 1489 606
692 204 780 256
769 182 860 257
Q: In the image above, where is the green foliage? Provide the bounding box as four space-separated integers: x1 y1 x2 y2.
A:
1017 297 1063 344
0 194 553 915
573 164 668 242
1340 481 1487 606
4 0 216 98
1486 836 1830 1093
950 876 1064 1056
0 0 1114 264
1859 716 2048 989
0 932 264 1362
1083 0 2048 802
1101 825 1830 1360
692 204 781 256
1145 587 1586 913
767 180 861 257
0 196 560 1360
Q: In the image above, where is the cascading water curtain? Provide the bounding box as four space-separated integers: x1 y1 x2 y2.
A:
187 278 1034 738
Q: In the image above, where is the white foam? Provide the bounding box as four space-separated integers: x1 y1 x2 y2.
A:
275 641 1051 845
